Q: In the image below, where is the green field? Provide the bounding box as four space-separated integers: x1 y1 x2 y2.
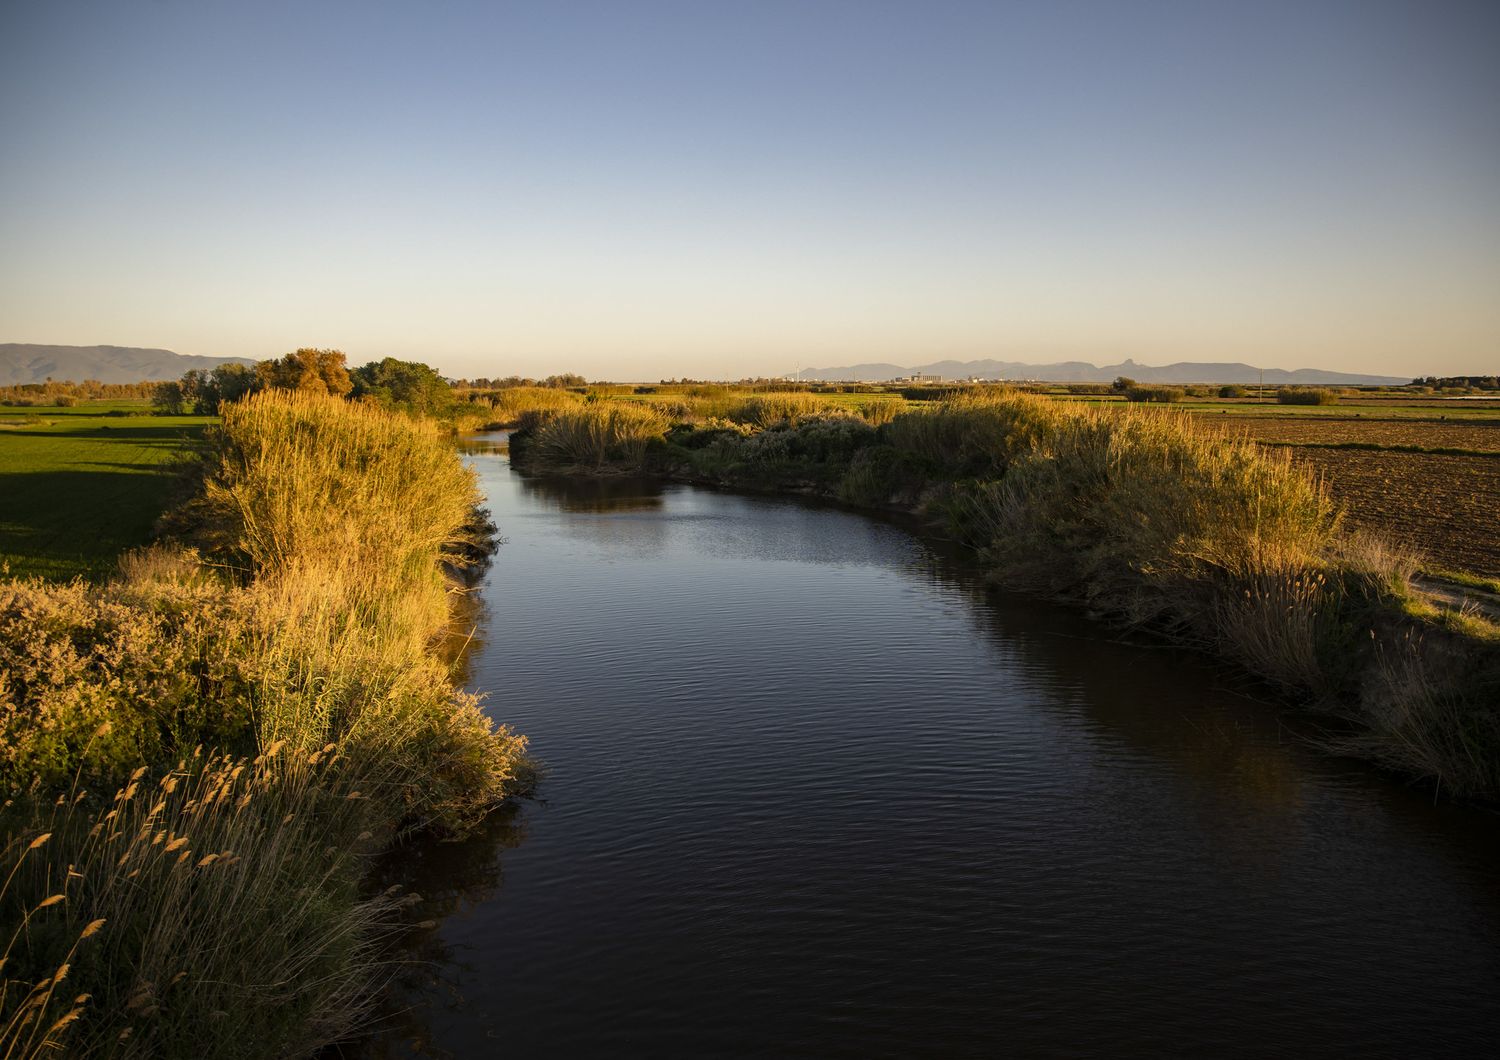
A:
0 400 214 579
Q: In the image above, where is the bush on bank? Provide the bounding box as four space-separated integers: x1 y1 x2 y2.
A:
1 391 528 1057
511 390 1500 800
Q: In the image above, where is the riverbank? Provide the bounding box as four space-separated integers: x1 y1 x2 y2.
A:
1 391 529 1056
509 392 1500 802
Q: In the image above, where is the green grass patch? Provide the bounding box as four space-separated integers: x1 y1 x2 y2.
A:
0 401 213 580
1423 568 1500 594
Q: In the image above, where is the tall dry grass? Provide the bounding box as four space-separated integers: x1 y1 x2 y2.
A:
726 392 842 428
0 747 413 1058
529 404 669 470
207 390 480 588
479 386 584 426
960 396 1338 595
1 391 528 1055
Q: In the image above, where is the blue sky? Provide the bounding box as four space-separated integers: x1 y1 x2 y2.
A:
2 0 1496 379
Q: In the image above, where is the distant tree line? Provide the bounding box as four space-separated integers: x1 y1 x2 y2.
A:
1411 376 1499 390
1 380 157 405
154 349 491 416
451 373 587 389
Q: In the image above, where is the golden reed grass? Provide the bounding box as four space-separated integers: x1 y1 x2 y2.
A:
2 390 528 1056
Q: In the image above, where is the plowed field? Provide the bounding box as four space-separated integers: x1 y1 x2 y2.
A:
1292 449 1500 576
1208 415 1500 452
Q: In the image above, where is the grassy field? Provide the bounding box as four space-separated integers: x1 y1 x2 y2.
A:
0 400 213 579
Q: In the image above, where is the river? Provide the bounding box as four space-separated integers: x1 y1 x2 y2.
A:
367 434 1500 1057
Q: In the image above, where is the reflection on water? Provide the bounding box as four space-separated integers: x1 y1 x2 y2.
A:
433 581 486 686
361 437 1500 1057
515 472 666 514
453 432 510 457
352 805 529 1059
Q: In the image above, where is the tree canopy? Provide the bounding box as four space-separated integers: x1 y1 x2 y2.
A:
254 348 352 397
349 357 454 415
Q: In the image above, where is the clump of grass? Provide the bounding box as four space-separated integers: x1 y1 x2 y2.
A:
726 392 841 428
585 384 633 399
856 399 902 426
1277 387 1339 405
530 404 669 471
1343 634 1500 797
204 390 482 592
955 397 1344 637
879 389 1044 479
1 747 409 1057
1124 385 1185 403
482 386 584 426
647 397 697 421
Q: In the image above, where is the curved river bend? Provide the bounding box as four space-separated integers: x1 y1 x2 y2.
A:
372 436 1500 1057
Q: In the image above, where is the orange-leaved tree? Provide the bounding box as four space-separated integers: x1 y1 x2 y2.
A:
254 348 353 396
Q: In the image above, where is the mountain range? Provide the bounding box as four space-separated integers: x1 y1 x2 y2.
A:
798 358 1410 386
0 344 253 385
2 344 1415 388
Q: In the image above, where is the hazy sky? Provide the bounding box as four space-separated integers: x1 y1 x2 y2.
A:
2 0 1496 380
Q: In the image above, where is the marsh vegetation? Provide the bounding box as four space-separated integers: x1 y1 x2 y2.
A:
1 391 528 1056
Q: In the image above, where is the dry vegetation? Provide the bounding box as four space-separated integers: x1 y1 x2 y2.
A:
1 391 528 1057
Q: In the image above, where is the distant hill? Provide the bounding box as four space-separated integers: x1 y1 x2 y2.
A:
801 357 1409 386
0 344 254 385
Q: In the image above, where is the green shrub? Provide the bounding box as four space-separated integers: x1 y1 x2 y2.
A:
0 572 254 790
1124 385 1185 403
1277 387 1338 405
350 357 455 416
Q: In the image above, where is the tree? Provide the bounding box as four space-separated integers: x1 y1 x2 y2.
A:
207 363 256 408
152 380 187 414
1111 376 1136 393
254 348 352 396
349 357 454 415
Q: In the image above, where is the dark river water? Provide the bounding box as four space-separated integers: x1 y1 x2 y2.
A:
368 435 1500 1057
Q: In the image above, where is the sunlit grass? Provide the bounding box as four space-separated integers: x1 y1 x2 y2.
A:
1 391 529 1056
